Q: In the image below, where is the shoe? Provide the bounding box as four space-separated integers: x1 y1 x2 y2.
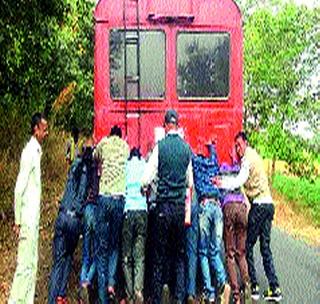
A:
251 284 260 301
208 297 215 304
219 283 231 304
56 297 68 304
79 285 90 304
161 284 170 304
263 287 282 302
243 282 252 304
233 297 241 304
187 295 195 304
135 290 144 304
205 291 215 304
107 286 116 302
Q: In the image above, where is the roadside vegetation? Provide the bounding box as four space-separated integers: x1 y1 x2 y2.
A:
272 173 320 226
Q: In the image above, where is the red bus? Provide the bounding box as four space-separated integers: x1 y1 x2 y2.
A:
94 0 243 163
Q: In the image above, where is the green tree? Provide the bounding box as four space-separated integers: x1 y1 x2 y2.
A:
244 2 318 130
0 0 95 144
243 2 319 175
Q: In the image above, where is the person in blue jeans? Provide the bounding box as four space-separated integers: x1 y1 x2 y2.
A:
79 149 100 303
192 141 231 304
48 146 93 304
95 195 125 303
94 125 129 303
81 204 97 286
185 193 199 304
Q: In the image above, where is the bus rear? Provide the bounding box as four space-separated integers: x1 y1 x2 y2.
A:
94 0 243 163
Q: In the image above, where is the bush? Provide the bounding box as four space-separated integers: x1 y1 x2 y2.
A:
249 128 318 181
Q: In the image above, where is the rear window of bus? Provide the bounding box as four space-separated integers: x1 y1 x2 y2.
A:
110 29 166 100
177 32 230 99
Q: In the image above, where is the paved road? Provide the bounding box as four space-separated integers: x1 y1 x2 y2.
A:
252 228 320 304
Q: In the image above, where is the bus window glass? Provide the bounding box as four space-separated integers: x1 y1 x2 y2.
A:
177 32 230 99
110 29 165 100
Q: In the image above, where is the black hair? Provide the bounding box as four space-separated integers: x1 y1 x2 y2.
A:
82 145 93 164
128 147 141 160
235 131 248 142
31 112 45 135
110 125 122 138
71 126 80 143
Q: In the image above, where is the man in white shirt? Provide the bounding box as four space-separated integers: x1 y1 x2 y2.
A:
9 112 48 304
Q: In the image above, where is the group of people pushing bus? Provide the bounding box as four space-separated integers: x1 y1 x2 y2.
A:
9 110 282 304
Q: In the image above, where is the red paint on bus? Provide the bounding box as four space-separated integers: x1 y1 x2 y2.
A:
94 0 243 163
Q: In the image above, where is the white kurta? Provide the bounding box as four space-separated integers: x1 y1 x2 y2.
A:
9 136 42 304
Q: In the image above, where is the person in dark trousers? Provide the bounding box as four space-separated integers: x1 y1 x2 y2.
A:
185 190 199 304
122 147 148 304
94 125 129 304
143 175 158 303
219 163 251 304
141 109 193 304
213 131 282 302
192 142 231 304
48 145 93 304
79 136 100 303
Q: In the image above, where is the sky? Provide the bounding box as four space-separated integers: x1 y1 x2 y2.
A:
293 0 319 8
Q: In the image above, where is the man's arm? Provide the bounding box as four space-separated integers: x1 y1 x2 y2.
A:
141 145 159 190
75 164 89 215
14 147 33 227
208 143 219 167
214 158 250 190
186 160 194 188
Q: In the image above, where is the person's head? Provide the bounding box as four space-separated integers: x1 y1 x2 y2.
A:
164 109 179 133
110 125 122 138
234 131 248 159
82 143 94 166
31 112 48 144
128 147 141 160
71 126 80 143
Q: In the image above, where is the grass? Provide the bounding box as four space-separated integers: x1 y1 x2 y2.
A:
272 172 320 227
272 190 320 247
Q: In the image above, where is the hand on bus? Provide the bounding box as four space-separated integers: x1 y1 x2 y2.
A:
211 136 218 146
212 176 222 187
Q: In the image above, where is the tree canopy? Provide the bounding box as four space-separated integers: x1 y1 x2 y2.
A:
0 0 94 143
242 1 319 177
243 1 319 132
